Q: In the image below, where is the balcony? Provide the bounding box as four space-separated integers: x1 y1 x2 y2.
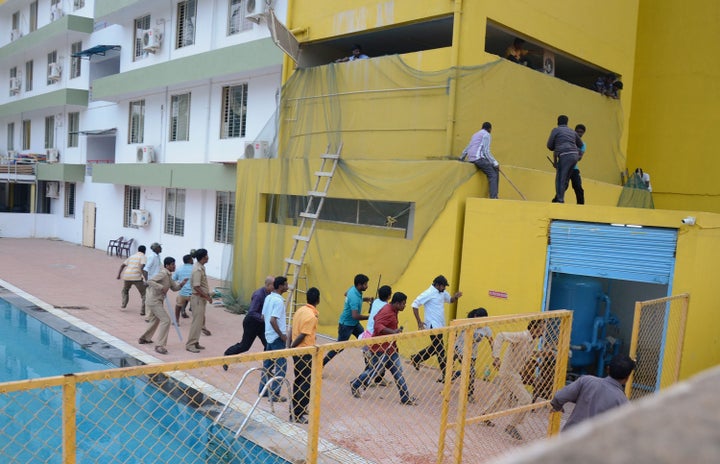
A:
0 15 93 61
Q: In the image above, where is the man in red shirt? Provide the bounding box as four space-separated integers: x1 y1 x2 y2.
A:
350 292 418 405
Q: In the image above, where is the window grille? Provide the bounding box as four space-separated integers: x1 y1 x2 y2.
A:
64 183 75 218
25 60 33 91
71 42 82 79
265 194 413 237
74 0 85 10
215 191 235 243
68 112 79 148
123 186 141 228
9 67 17 97
164 188 186 236
44 116 55 149
12 11 20 30
176 0 197 49
128 100 145 144
22 120 31 150
46 50 57 85
220 84 248 138
7 123 15 151
228 0 252 35
169 93 191 141
133 15 151 61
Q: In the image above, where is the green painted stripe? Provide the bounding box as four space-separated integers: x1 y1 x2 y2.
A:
0 15 93 61
92 38 283 101
36 163 86 182
94 0 141 20
91 163 236 191
0 89 89 118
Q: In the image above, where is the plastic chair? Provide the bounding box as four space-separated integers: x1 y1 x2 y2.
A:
117 238 134 258
107 236 124 256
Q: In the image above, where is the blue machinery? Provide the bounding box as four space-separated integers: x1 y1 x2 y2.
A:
549 274 622 377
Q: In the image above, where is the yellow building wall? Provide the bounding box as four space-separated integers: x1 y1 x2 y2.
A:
628 0 720 213
288 0 640 156
458 199 720 378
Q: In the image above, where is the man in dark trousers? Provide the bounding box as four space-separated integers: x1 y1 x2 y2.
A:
553 124 587 204
222 275 273 370
547 115 584 203
551 354 636 430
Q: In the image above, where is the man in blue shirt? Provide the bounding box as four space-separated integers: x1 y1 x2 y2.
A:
172 254 194 322
323 274 371 366
259 276 289 401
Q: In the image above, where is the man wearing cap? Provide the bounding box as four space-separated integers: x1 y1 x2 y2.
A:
145 243 163 280
410 275 462 382
186 249 211 353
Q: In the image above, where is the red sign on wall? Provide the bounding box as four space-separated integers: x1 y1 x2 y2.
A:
488 290 508 299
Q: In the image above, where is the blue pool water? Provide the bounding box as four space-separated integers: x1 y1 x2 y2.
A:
0 297 289 463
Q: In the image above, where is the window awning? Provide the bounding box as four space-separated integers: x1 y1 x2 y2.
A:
72 45 121 60
77 128 117 136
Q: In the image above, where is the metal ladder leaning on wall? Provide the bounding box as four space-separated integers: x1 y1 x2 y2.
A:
283 144 342 346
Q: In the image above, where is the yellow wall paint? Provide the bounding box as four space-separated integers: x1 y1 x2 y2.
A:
459 199 720 378
628 0 720 213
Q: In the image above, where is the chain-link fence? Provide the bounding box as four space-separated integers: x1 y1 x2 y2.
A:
0 311 571 463
626 293 689 400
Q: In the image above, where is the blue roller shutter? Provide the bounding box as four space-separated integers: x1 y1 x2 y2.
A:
548 220 677 284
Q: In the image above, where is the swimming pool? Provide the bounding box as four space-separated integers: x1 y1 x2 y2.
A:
0 294 289 463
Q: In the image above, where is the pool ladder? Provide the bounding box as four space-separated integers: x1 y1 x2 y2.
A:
214 366 292 438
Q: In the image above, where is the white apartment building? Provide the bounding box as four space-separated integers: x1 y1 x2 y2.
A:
0 0 286 278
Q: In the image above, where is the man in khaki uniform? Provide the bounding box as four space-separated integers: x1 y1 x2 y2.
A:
186 248 212 353
139 257 188 355
117 245 148 315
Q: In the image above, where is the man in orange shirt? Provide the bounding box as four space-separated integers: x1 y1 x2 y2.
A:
290 287 320 424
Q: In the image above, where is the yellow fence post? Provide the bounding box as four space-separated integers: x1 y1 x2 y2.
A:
547 311 572 436
625 301 643 398
306 346 324 463
62 373 77 464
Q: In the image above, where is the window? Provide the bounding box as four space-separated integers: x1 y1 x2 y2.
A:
29 2 38 32
7 123 14 151
133 15 151 61
176 0 197 49
68 112 79 148
12 11 20 30
215 191 235 243
169 93 191 142
44 116 55 149
220 84 247 139
64 183 75 218
22 120 31 150
73 0 85 10
228 0 252 35
47 50 58 85
9 67 18 96
70 42 82 79
128 100 145 144
265 195 413 237
123 186 141 227
25 61 33 92
50 0 61 20
164 188 186 236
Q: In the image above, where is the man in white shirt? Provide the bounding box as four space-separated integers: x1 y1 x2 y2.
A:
259 276 289 402
462 122 500 199
144 242 163 280
410 275 462 382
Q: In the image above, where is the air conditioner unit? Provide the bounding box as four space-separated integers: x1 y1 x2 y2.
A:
46 148 60 163
244 140 269 159
46 181 60 199
142 28 163 52
245 0 267 23
48 63 62 82
136 145 155 163
131 209 151 227
9 77 21 94
542 50 555 76
51 5 65 21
